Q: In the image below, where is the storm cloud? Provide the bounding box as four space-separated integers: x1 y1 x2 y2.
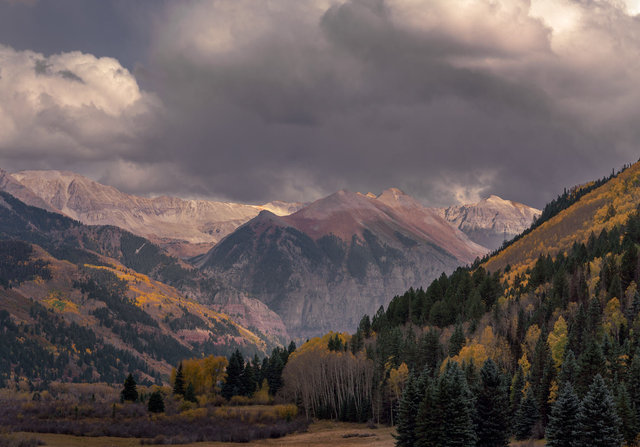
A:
0 0 639 207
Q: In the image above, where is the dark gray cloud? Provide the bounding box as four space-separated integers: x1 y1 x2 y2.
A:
0 0 639 208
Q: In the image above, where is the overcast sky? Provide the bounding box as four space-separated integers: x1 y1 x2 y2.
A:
0 0 639 208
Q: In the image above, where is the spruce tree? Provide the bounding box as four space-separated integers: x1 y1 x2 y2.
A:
418 329 443 371
576 374 622 447
530 330 554 423
475 359 509 447
545 383 580 447
148 390 165 413
514 389 539 440
559 350 578 387
121 373 138 402
615 383 637 447
510 366 525 415
173 361 185 396
242 361 257 396
415 378 439 447
437 362 477 446
222 349 246 400
577 338 606 396
395 374 420 447
628 349 640 421
449 325 466 357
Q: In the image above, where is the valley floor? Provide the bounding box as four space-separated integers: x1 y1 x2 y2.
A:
8 423 546 447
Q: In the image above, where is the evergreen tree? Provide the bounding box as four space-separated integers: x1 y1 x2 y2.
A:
147 390 165 413
358 314 372 338
558 350 578 387
621 242 638 290
437 362 477 446
530 329 554 423
628 349 640 421
395 374 420 447
449 324 466 357
121 373 138 402
184 382 197 403
577 338 606 396
415 378 439 447
222 349 246 400
417 329 443 371
510 366 525 415
514 390 539 440
615 383 637 447
545 383 580 447
288 340 297 353
475 359 509 447
242 361 257 396
173 361 185 396
265 351 285 395
576 374 622 447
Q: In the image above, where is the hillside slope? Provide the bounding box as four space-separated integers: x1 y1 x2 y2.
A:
0 191 290 385
484 162 640 274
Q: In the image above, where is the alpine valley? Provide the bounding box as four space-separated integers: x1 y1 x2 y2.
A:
0 167 540 388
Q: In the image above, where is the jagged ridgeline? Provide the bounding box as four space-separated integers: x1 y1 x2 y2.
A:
284 160 640 444
0 191 272 386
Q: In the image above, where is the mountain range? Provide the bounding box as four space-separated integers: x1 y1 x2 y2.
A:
0 168 540 342
8 170 303 258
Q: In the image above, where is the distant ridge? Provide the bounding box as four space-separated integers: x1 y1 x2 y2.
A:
439 195 541 250
9 170 304 257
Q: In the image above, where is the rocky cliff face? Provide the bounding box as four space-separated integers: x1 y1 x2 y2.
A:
0 169 56 212
10 170 303 257
199 189 486 338
438 195 541 251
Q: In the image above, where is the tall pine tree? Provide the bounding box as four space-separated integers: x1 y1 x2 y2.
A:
545 383 580 447
615 383 637 447
514 389 539 440
576 375 622 447
395 373 420 447
475 359 509 447
121 373 138 402
173 361 185 396
437 362 477 446
415 378 439 447
222 349 245 400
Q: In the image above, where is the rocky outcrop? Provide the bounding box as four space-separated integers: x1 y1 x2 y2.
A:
199 189 486 338
10 170 303 257
439 195 541 250
0 169 56 212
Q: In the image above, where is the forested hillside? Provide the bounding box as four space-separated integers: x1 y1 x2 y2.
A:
277 160 640 445
0 192 275 387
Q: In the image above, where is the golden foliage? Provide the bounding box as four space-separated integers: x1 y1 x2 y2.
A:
388 363 409 401
449 343 488 368
290 331 351 359
523 325 541 362
252 380 271 405
484 162 640 273
83 263 265 351
170 355 228 395
603 297 626 338
548 316 568 369
518 353 531 377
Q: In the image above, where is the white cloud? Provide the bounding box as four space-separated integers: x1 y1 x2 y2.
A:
0 45 160 162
